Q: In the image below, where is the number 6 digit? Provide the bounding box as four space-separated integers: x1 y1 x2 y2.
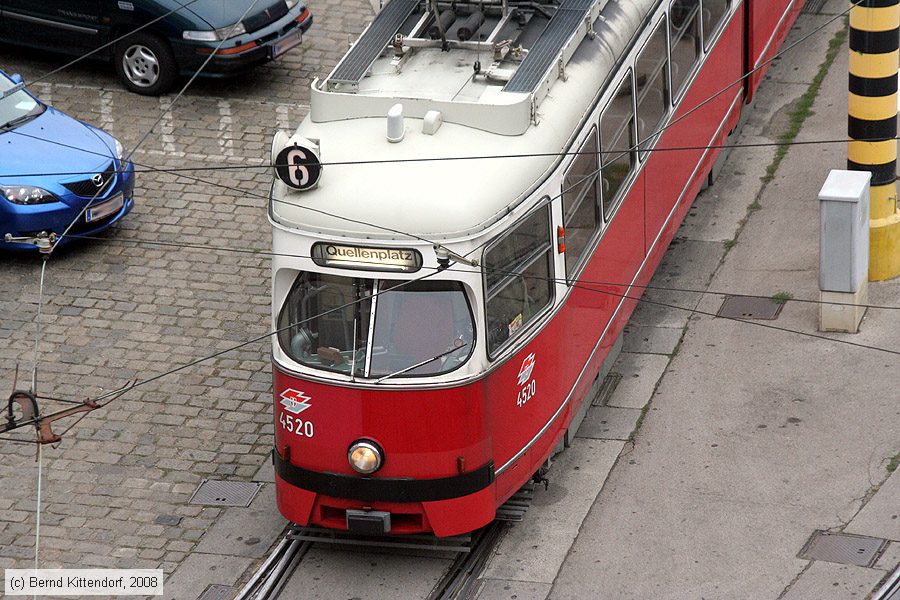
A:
287 147 309 187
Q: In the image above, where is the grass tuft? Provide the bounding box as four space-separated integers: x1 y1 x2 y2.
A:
760 24 847 184
771 291 793 305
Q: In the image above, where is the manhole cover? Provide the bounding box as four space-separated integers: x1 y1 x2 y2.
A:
197 584 237 600
189 480 262 507
799 531 887 568
717 296 783 320
592 372 623 406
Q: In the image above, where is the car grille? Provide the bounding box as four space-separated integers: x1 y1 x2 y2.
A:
63 162 116 198
243 1 289 34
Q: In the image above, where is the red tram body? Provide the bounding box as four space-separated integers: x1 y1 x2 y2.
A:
269 0 803 537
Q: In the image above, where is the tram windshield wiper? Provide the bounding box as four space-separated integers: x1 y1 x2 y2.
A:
374 343 469 384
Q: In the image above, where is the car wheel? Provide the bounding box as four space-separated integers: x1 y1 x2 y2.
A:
114 32 177 95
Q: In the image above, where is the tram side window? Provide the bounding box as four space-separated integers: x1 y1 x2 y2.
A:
484 207 554 356
701 0 728 50
599 73 636 222
562 128 600 278
635 18 670 154
669 0 701 98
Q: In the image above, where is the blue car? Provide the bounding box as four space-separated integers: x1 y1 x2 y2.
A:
1 71 134 251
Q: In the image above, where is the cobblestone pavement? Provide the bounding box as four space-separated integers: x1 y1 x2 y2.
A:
0 0 371 576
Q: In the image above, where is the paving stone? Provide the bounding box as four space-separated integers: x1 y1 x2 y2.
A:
576 406 642 441
780 561 885 600
0 0 373 576
607 352 670 409
475 579 551 600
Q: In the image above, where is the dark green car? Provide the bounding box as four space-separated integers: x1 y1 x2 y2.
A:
0 0 313 95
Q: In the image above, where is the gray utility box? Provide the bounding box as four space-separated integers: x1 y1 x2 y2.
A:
819 170 870 292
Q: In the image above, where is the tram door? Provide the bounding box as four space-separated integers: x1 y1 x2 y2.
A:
745 0 803 102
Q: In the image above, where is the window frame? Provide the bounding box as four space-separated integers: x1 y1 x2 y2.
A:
561 126 602 281
482 203 556 359
700 0 729 52
276 272 477 379
668 0 702 102
634 15 671 158
599 69 637 223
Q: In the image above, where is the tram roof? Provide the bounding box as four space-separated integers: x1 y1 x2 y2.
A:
271 0 657 241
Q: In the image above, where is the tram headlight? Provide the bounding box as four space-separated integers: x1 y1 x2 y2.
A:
348 440 383 475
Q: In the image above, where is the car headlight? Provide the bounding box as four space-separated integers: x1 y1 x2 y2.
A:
348 440 383 475
285 0 301 8
114 139 125 161
1 185 57 205
183 21 247 41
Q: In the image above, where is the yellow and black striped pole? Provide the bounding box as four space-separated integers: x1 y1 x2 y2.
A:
849 0 900 281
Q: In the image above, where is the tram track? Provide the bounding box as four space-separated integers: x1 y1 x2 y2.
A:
233 519 510 600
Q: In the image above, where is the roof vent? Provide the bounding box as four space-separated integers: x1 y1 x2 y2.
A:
423 110 443 135
387 103 405 143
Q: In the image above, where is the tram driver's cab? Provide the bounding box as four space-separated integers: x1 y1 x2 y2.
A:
278 273 475 380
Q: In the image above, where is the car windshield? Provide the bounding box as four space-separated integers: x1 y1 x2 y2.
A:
278 273 475 379
0 76 43 130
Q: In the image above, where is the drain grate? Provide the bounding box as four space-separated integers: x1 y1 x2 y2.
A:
592 372 623 406
799 531 887 568
189 480 262 507
197 584 238 600
717 296 783 320
802 0 827 14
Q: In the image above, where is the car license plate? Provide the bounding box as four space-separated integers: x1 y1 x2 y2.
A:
271 31 302 59
86 193 124 223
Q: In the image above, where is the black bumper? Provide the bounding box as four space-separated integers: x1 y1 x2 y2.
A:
273 449 495 503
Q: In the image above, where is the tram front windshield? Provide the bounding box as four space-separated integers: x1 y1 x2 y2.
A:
278 273 475 379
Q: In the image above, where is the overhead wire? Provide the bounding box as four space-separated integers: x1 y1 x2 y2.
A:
8 244 896 441
1 0 859 207
0 134 893 180
0 0 203 100
0 1 880 439
0 0 267 455
63 232 900 312
47 0 267 253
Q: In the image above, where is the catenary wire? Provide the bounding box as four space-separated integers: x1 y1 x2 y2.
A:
0 0 203 100
64 232 900 312
1 2 262 440
7 241 900 443
1 0 857 256
0 2 877 436
0 133 891 179
1 1 859 180
47 0 266 253
0 269 446 439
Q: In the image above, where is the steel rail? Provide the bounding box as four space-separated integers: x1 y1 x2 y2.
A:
426 521 508 600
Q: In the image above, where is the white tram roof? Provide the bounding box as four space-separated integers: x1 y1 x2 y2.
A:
271 0 656 241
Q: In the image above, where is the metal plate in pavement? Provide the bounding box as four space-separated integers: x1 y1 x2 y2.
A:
189 480 263 507
717 296 784 320
197 584 238 600
799 530 888 568
592 372 622 406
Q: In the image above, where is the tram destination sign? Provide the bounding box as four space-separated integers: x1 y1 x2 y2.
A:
312 243 423 273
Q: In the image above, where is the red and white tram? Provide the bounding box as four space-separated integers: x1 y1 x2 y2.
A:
268 0 803 537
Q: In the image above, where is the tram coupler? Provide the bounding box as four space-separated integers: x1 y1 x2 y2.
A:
346 509 392 535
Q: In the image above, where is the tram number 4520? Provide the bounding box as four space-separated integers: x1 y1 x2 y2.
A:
279 413 315 438
516 380 536 407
